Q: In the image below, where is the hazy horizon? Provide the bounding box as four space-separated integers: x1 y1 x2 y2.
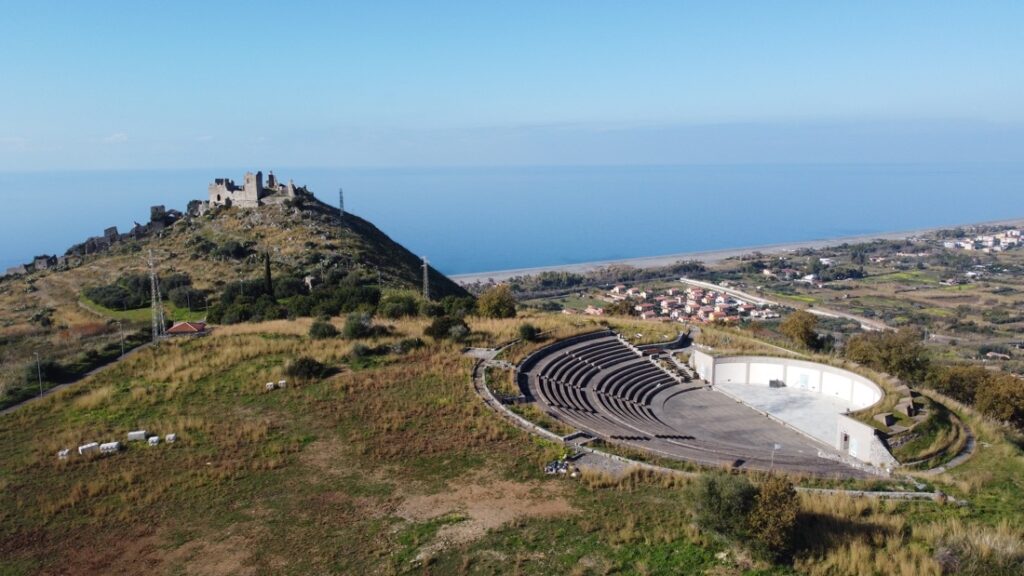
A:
2 2 1022 171
3 163 1022 274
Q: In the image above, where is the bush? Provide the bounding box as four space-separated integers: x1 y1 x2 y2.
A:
694 473 756 539
215 240 251 260
747 475 799 561
476 285 517 319
844 328 929 381
780 310 820 350
518 323 540 342
342 312 373 339
285 357 330 382
309 320 339 340
167 286 207 310
378 293 419 319
425 316 470 341
441 295 476 319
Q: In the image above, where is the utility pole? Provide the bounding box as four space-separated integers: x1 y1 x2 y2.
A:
338 187 345 217
422 257 430 301
117 321 125 358
34 352 42 398
148 250 165 342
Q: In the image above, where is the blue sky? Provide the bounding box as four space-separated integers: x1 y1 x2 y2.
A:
1 1 1022 170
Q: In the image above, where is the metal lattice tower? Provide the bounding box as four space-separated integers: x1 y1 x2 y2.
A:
422 257 430 301
148 250 165 342
338 187 345 217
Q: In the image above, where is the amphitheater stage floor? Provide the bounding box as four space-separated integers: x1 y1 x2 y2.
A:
653 387 861 476
715 383 856 448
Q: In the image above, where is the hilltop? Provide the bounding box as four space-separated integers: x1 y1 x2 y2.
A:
0 188 467 408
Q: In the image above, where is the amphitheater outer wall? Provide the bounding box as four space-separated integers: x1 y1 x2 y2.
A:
690 350 898 469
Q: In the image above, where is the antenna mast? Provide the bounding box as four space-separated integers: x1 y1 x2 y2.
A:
148 249 165 342
422 257 430 301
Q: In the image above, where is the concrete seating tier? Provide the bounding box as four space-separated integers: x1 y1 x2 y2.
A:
529 335 680 436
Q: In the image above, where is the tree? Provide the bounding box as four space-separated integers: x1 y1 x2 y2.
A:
780 310 819 349
605 300 636 317
167 287 206 310
694 473 757 538
263 252 274 300
926 364 990 405
845 329 929 381
309 320 339 340
975 373 1024 428
476 285 517 319
747 474 799 562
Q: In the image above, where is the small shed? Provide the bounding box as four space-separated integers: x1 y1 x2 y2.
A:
166 322 208 337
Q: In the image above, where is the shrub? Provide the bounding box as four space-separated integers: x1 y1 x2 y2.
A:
215 240 251 260
518 323 540 342
424 316 470 341
476 285 517 319
342 312 373 340
308 320 339 340
780 310 820 350
844 328 929 381
393 337 425 354
167 286 207 310
378 293 420 319
747 474 799 562
694 473 756 539
441 295 476 318
285 357 330 382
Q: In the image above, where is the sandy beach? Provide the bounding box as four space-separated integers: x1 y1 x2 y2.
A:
451 216 1024 285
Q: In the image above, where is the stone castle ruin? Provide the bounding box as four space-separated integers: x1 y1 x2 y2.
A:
207 170 306 209
2 170 316 279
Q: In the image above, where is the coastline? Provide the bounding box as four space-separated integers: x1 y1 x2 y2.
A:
450 216 1024 285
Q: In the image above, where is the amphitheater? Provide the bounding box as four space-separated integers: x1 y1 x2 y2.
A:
518 331 897 478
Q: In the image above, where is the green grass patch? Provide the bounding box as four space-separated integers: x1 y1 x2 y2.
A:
862 271 939 286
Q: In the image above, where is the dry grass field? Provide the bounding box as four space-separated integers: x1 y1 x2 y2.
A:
1 312 1022 575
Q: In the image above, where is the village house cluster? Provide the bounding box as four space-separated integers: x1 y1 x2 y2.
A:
943 229 1021 253
589 283 779 323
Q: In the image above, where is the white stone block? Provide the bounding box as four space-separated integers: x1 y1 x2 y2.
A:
78 442 99 455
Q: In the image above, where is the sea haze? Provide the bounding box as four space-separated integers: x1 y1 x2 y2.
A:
1 163 1023 275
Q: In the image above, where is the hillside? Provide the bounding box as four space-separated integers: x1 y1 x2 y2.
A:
2 312 1023 575
0 194 467 409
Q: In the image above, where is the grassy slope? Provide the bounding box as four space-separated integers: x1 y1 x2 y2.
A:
0 199 468 407
1 313 1022 575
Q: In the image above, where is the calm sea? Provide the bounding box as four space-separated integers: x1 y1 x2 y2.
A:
2 164 1023 275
